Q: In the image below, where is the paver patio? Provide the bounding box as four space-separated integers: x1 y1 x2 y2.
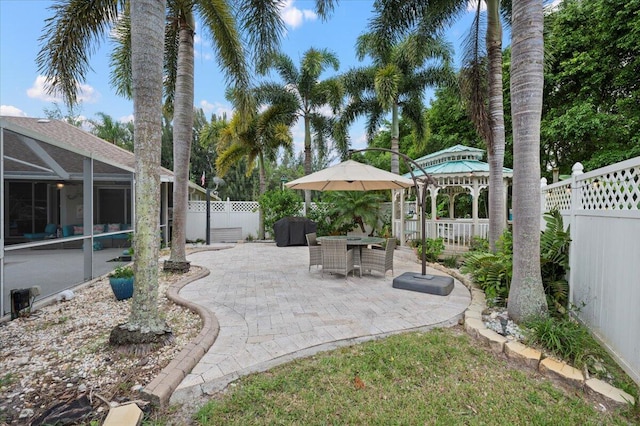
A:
170 242 471 403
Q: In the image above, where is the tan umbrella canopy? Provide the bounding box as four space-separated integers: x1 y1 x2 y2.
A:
284 160 415 191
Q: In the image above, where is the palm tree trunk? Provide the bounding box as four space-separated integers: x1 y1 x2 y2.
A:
486 0 506 252
258 153 266 240
304 114 312 211
390 102 400 175
508 0 548 323
166 13 194 273
127 0 168 334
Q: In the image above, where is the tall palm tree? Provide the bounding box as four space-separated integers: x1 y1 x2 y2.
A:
341 30 454 174
109 0 282 272
259 48 344 208
371 0 508 252
216 90 298 239
37 0 169 338
460 0 508 252
508 0 548 322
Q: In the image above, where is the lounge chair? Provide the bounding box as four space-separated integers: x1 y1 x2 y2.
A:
23 223 57 241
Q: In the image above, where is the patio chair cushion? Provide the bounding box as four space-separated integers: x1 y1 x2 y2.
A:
23 223 58 240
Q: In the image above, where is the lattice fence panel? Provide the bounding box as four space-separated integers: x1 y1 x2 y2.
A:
544 183 572 211
580 166 639 210
231 201 259 212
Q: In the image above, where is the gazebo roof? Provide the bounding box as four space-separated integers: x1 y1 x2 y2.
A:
404 144 512 179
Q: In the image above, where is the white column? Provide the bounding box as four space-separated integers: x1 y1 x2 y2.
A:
430 186 439 239
472 177 479 236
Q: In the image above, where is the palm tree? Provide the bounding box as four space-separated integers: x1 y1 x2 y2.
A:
372 0 508 252
341 30 454 175
37 0 170 339
88 112 133 151
216 89 298 239
259 48 344 208
459 0 508 252
126 0 169 337
508 0 548 322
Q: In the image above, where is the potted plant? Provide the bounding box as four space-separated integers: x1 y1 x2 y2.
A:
109 265 134 300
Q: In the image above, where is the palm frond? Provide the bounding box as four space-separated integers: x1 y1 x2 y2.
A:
237 0 285 73
109 5 132 99
37 0 121 106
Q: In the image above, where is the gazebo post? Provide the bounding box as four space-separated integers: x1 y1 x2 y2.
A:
430 187 438 239
472 176 479 236
448 193 455 219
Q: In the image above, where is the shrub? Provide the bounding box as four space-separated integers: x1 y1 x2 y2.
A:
461 231 512 305
258 189 302 236
414 238 445 263
469 236 489 252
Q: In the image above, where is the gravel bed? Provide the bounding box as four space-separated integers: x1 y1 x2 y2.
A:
0 265 203 425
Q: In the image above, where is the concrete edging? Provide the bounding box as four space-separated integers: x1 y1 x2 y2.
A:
428 262 636 407
141 265 219 407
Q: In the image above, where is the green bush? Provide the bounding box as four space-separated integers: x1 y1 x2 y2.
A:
461 231 512 305
414 238 445 262
462 210 571 312
258 189 302 237
469 236 489 252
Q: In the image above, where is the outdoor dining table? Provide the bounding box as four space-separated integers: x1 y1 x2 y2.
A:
317 235 386 268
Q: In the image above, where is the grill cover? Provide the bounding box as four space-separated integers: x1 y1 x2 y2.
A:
274 217 317 247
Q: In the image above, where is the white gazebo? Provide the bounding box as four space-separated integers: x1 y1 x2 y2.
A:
394 144 513 249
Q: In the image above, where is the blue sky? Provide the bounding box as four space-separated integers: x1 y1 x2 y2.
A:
1 0 481 153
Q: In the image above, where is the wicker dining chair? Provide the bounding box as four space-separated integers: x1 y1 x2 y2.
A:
306 232 322 271
361 238 396 277
321 238 358 278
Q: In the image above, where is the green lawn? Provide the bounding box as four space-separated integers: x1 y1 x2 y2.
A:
192 327 638 425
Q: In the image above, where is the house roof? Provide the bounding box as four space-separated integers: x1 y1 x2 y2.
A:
1 116 204 191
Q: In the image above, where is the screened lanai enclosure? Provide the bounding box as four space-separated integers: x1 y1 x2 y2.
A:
0 116 202 319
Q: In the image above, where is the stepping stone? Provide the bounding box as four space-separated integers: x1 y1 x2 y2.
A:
103 403 143 426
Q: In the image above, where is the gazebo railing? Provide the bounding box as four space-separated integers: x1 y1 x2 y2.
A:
402 218 489 251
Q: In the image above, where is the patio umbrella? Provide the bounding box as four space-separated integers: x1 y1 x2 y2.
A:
284 160 414 191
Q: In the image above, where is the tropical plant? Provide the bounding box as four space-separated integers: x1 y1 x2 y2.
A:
341 27 454 175
413 237 445 263
322 191 385 236
88 112 133 151
508 0 548 323
258 47 344 208
462 230 513 304
540 209 571 315
216 89 298 239
258 189 303 238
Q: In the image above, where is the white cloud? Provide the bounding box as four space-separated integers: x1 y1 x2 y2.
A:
0 105 27 117
280 0 317 29
466 0 487 12
119 114 134 123
199 100 233 119
352 131 368 150
26 75 100 104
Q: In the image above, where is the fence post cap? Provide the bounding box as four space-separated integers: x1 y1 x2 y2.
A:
572 162 584 175
540 177 547 187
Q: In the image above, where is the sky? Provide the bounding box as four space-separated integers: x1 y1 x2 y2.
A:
0 0 481 155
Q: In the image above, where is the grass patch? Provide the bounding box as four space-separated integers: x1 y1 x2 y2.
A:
193 328 638 425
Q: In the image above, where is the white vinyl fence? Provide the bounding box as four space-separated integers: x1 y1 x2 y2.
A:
542 156 640 386
186 200 259 242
